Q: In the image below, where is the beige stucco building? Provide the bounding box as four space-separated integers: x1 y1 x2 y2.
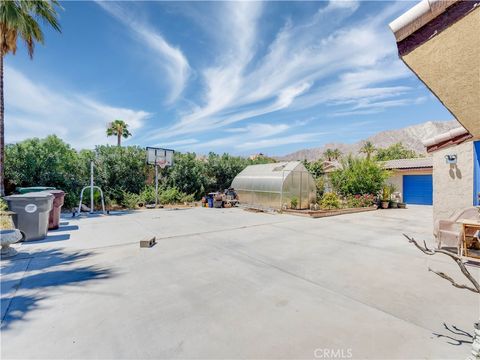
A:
383 158 433 204
390 0 480 225
389 0 480 140
430 140 476 222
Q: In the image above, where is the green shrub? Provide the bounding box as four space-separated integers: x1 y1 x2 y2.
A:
320 192 340 209
346 194 376 208
92 145 148 204
5 135 84 209
140 185 158 204
159 187 183 204
0 198 8 211
80 188 106 210
180 194 195 203
315 177 325 198
4 135 275 209
290 197 298 209
121 191 141 209
330 156 389 196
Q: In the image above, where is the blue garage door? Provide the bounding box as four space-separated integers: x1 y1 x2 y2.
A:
403 175 433 205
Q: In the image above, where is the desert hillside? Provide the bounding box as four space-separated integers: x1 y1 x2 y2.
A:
278 120 460 161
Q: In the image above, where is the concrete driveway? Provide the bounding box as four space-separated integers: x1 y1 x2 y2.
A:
1 206 478 359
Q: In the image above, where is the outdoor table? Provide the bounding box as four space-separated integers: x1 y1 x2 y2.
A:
456 218 480 259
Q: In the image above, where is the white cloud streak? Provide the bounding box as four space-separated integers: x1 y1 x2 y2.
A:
5 66 151 148
96 1 190 103
150 1 415 144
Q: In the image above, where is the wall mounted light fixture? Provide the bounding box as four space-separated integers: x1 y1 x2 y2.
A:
445 154 457 164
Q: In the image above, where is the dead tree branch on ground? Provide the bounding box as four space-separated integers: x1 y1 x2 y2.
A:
403 234 480 294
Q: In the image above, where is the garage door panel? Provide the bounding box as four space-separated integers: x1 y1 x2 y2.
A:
403 175 433 205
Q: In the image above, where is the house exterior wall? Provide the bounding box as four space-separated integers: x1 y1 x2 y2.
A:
386 169 432 202
401 7 480 138
432 141 474 223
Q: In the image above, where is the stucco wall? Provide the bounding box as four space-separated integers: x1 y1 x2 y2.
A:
386 169 432 202
432 142 474 223
402 8 480 138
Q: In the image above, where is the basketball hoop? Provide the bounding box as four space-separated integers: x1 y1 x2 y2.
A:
156 156 167 169
146 146 175 208
146 147 174 168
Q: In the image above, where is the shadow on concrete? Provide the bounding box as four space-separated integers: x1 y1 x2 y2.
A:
1 248 112 330
29 234 71 243
433 322 473 346
71 210 135 219
2 249 95 274
51 225 79 232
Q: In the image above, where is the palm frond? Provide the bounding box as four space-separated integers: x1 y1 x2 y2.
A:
0 0 61 57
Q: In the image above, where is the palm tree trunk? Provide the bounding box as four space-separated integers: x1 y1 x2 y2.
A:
117 133 121 147
0 52 5 196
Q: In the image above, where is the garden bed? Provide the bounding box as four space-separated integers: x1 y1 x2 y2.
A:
282 206 377 218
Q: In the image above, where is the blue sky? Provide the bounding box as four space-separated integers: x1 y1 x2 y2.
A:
5 0 453 155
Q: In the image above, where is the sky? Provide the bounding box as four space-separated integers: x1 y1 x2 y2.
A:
5 0 453 156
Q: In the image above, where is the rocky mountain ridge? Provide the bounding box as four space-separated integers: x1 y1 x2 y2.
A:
278 120 460 161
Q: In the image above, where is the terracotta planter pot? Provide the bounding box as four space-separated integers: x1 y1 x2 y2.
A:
381 201 389 209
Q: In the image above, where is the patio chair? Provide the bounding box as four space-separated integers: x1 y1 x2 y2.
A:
434 207 478 254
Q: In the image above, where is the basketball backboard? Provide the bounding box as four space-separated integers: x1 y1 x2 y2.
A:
146 147 174 168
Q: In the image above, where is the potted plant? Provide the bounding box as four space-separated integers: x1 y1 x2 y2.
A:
381 186 390 209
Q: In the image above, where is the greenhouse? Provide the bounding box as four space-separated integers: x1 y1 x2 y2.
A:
231 161 316 210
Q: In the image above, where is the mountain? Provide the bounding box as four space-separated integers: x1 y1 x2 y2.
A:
278 120 461 161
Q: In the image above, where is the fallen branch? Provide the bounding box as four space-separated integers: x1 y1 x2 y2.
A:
403 234 480 294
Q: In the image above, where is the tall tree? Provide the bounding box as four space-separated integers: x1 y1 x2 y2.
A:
360 141 376 160
374 142 420 161
106 120 132 146
0 0 61 196
324 148 342 161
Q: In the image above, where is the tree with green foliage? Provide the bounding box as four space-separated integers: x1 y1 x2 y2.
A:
330 155 389 196
374 142 420 161
0 0 62 196
360 141 376 160
161 152 209 198
3 134 280 207
91 145 148 203
323 148 342 161
303 159 324 179
106 120 132 146
206 153 248 192
5 135 82 207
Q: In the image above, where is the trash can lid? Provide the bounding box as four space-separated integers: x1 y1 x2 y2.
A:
4 192 54 200
16 186 56 194
45 189 65 197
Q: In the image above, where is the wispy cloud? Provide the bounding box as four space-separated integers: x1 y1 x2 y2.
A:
5 66 150 148
150 0 414 143
96 1 190 103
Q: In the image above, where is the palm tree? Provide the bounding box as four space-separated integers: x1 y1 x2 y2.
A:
360 141 376 160
323 149 335 161
331 148 342 161
324 148 342 161
106 120 132 146
0 1 61 196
